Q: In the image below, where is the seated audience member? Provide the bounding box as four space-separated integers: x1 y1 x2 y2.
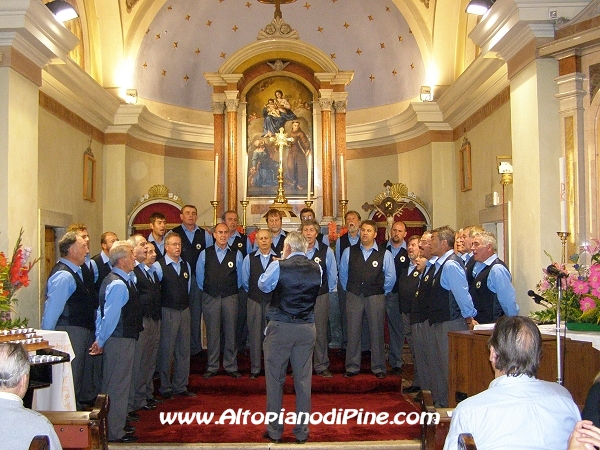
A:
568 420 600 450
443 316 580 450
582 371 600 427
0 343 62 449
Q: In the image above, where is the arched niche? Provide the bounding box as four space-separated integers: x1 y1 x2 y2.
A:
128 185 185 237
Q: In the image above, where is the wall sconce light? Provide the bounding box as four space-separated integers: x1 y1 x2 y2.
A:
497 156 513 185
420 86 432 102
125 89 138 105
46 0 79 23
465 0 494 15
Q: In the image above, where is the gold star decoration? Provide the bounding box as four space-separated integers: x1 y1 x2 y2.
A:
398 36 403 42
409 28 413 33
185 14 191 20
219 0 224 2
332 0 337 2
386 6 390 11
330 53 336 59
317 26 323 32
369 74 375 81
368 15 374 21
220 52 227 58
392 69 397 76
143 62 147 68
173 42 178 48
167 5 172 10
161 69 167 76
195 48 201 55
232 25 238 31
246 1 252 6
410 63 414 69
184 74 189 81
145 28 150 34
304 2 311 9
156 33 161 39
356 48 362 55
380 43 385 49
343 22 350 29
206 20 212 26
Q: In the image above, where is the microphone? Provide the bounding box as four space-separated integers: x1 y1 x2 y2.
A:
527 290 551 307
546 265 569 278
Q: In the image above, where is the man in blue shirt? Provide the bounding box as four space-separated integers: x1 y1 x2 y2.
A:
196 222 244 378
42 231 96 410
338 219 395 379
429 225 477 407
302 219 337 377
258 232 322 444
255 209 287 256
89 241 142 443
468 231 519 323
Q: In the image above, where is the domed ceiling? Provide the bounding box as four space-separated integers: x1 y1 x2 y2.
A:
134 0 425 112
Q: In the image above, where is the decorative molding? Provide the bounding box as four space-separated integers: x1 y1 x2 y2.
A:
211 101 225 114
225 99 240 112
452 87 510 141
266 60 290 72
334 100 348 113
257 16 299 40
128 184 185 223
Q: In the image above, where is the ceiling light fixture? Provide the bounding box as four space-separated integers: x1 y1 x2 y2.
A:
465 0 494 15
46 0 79 23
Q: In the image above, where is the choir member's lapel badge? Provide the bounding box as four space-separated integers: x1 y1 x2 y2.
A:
196 244 202 250
413 271 419 277
183 272 189 279
400 256 406 262
476 281 481 289
314 257 321 264
372 261 378 267
238 242 243 248
228 261 234 268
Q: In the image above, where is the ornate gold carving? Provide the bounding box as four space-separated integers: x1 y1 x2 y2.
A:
258 16 299 40
130 184 185 216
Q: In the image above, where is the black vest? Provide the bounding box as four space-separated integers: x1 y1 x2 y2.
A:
50 262 96 330
133 265 162 320
346 245 386 297
338 233 358 260
271 255 321 318
203 246 239 298
99 272 143 339
247 251 274 304
230 234 249 258
171 225 207 273
149 238 165 261
271 231 288 255
158 258 190 310
309 244 329 296
429 254 466 324
91 253 111 292
316 232 326 245
80 261 99 308
467 258 507 324
398 264 420 315
387 244 409 294
411 263 435 324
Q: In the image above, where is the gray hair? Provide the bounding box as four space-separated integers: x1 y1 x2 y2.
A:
0 343 29 389
58 231 79 257
108 241 133 266
127 234 146 248
474 231 497 252
284 231 308 254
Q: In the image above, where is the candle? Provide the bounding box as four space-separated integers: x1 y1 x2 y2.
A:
279 145 283 169
214 153 219 201
242 148 248 200
559 156 567 231
340 155 346 199
307 152 312 201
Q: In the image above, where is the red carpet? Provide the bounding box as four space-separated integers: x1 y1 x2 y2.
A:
133 350 422 444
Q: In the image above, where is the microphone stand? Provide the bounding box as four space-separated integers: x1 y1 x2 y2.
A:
555 231 570 385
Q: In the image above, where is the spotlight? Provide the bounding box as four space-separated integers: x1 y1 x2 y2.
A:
46 0 79 23
465 0 494 15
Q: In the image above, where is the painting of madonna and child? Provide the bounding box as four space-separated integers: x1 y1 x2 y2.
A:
246 76 314 198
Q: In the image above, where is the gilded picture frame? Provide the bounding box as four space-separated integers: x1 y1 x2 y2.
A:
460 140 472 192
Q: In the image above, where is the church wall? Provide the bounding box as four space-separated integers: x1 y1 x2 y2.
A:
455 101 512 228
346 154 399 216
164 156 215 228
38 107 104 255
397 144 434 216
125 147 166 215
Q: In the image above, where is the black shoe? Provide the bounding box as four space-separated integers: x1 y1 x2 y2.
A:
296 437 308 444
175 390 197 397
160 391 173 400
142 403 157 410
263 431 282 443
404 385 421 394
124 425 136 433
317 369 333 378
110 435 138 443
227 370 242 378
127 412 140 422
390 367 403 376
203 371 218 379
375 372 386 379
250 372 260 380
147 397 163 405
343 371 358 378
336 348 346 356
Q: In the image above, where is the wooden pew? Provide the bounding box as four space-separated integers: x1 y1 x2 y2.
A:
420 390 454 450
39 394 109 450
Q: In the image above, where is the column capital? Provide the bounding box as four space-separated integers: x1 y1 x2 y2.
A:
211 101 225 114
318 89 334 111
225 98 240 112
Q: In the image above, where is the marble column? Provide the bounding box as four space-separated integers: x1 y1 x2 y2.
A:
333 95 348 216
225 93 239 212
212 97 225 218
319 91 334 220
